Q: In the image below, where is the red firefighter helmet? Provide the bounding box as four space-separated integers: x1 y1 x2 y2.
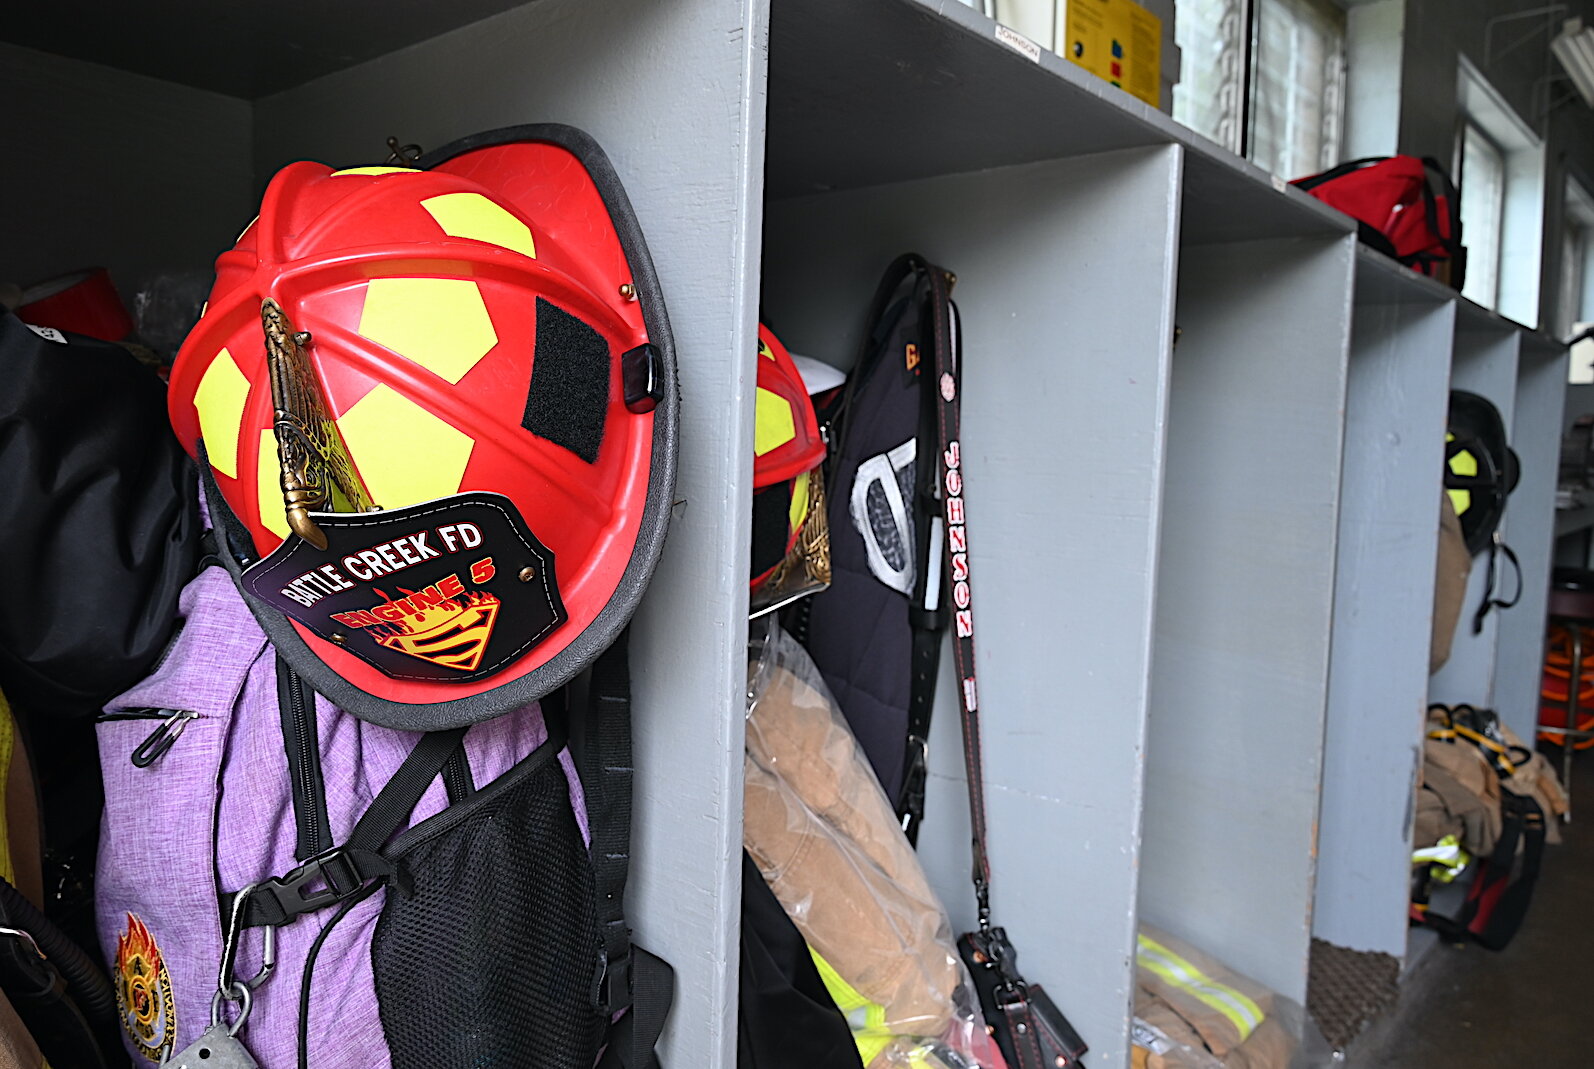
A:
750 324 826 590
167 125 677 729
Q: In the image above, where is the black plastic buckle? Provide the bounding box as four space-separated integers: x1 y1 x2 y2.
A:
622 344 664 413
593 922 634 1013
592 945 635 1015
254 848 369 922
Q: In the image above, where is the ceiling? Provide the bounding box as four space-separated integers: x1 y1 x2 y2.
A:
0 0 534 98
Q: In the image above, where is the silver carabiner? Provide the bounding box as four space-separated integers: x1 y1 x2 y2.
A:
217 884 276 1002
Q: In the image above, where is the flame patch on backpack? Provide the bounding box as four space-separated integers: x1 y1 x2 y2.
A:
115 913 176 1063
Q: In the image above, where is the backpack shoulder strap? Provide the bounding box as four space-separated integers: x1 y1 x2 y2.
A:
240 726 470 927
583 629 674 1068
829 252 926 457
1290 156 1388 192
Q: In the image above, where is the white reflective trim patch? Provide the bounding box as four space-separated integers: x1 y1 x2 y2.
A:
24 323 66 344
1131 1019 1178 1056
851 437 917 596
924 517 945 611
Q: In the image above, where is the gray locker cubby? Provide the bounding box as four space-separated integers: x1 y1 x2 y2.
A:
1314 251 1456 961
1139 232 1356 1008
763 144 1183 1069
1496 336 1569 744
0 0 1573 1065
1303 250 1569 973
1427 315 1524 724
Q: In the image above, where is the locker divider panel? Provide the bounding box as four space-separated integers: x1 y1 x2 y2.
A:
1314 256 1456 958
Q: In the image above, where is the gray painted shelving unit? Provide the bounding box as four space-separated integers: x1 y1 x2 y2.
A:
2 0 1572 1065
1316 264 1567 972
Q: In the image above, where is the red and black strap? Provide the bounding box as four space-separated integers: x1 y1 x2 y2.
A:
921 263 996 912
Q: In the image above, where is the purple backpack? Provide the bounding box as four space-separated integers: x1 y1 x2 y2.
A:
96 563 668 1068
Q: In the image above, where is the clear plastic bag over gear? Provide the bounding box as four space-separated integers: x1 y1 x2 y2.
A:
744 620 1004 1069
1132 924 1332 1069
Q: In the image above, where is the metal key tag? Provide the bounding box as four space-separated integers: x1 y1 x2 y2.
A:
162 1025 260 1068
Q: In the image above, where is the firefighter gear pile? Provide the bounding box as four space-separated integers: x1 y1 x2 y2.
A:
744 620 1002 1069
1411 705 1566 950
1131 926 1327 1069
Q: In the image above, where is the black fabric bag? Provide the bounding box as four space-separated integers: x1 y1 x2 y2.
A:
802 256 948 842
1463 790 1547 950
737 850 862 1069
0 312 199 717
959 928 1087 1069
1413 789 1545 951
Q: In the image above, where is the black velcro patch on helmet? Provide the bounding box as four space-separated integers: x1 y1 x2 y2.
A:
523 298 609 464
750 481 793 580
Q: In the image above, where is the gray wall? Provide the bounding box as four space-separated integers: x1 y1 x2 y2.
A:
1394 0 1594 329
0 42 253 305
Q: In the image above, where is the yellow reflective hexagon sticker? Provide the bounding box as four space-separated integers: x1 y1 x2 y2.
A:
256 429 292 541
421 193 536 260
194 348 251 479
788 469 811 531
357 278 497 384
1447 432 1476 516
754 386 797 457
336 384 475 509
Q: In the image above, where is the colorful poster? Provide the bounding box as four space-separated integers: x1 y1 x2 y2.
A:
1062 0 1162 108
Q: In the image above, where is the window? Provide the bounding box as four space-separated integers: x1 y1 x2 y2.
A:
1559 177 1594 339
1173 0 1346 177
1459 122 1507 310
1455 60 1545 324
1250 0 1346 177
1173 0 1247 154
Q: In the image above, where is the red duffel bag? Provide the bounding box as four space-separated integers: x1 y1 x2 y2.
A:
1293 155 1466 288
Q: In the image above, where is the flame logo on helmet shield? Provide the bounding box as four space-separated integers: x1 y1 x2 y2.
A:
369 588 502 671
116 913 176 1063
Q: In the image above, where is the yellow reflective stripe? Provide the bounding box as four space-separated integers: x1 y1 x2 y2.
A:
1414 835 1469 882
1136 935 1262 1041
1452 725 1516 773
810 949 892 1066
1412 844 1462 864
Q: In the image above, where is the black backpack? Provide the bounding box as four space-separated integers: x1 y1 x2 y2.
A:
798 256 953 842
0 312 199 716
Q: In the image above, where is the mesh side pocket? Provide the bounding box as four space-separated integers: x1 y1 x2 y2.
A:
373 753 604 1069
